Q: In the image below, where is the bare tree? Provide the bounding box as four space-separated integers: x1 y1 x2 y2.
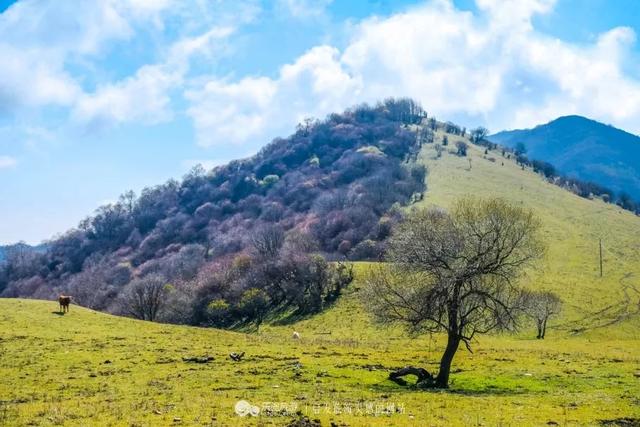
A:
456 141 468 157
282 230 319 255
362 198 545 388
121 274 169 321
119 190 137 215
522 290 562 339
251 225 285 258
470 127 489 144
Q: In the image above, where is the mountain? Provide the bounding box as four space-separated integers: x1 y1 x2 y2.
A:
0 99 427 319
489 115 640 200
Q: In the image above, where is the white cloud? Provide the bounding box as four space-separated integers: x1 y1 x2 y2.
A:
72 64 180 128
187 45 361 147
186 76 278 147
277 0 333 19
0 44 81 111
0 0 156 113
503 25 640 130
3 0 640 147
0 0 249 129
168 26 235 68
476 0 556 32
0 156 17 169
0 1 135 55
72 23 237 130
340 1 503 115
186 0 640 146
120 0 174 19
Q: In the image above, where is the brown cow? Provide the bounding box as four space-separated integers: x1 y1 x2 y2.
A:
58 295 71 313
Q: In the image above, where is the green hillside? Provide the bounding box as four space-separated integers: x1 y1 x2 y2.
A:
489 115 640 201
1 127 640 426
421 129 640 339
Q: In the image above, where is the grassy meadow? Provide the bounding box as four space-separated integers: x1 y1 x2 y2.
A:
1 129 640 426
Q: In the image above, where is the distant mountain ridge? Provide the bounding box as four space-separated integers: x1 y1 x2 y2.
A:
489 115 640 200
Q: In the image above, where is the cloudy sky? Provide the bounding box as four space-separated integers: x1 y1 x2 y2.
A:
1 0 639 244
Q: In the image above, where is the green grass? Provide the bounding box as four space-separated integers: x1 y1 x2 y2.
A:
421 131 640 339
1 129 640 426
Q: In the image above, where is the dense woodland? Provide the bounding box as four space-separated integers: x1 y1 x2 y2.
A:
0 99 426 325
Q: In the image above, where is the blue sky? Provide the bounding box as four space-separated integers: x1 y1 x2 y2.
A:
1 0 640 244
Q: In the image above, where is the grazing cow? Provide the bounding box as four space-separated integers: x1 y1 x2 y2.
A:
58 295 71 313
292 331 300 340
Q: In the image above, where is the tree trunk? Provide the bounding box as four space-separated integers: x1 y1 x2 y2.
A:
435 333 460 388
541 318 547 339
536 320 543 339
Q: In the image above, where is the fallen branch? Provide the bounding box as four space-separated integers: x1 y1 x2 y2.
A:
389 366 435 387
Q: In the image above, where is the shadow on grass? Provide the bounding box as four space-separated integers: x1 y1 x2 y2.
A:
270 311 316 326
212 308 316 333
599 417 640 427
231 323 260 333
268 298 345 326
51 311 65 316
445 385 540 396
370 379 545 397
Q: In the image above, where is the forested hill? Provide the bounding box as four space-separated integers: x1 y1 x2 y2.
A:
490 115 640 201
0 99 427 322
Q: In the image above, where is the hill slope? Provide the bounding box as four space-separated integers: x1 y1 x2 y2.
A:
0 99 426 319
1 292 639 426
2 124 640 426
489 115 640 200
422 127 640 339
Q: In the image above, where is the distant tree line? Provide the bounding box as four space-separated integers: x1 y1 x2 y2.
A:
514 149 639 214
